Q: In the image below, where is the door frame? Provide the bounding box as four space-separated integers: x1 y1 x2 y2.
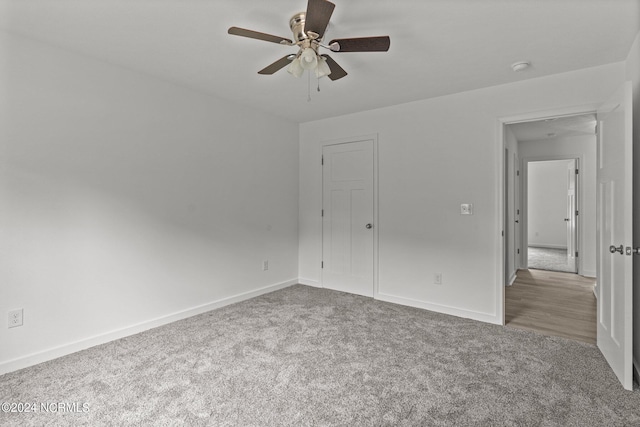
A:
496 103 599 325
521 156 582 274
320 134 379 297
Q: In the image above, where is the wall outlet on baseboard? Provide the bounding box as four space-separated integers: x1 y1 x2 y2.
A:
434 273 442 285
262 260 269 271
8 309 23 328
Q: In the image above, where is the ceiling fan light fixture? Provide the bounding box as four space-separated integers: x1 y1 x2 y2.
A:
315 56 332 78
300 47 318 70
287 57 304 77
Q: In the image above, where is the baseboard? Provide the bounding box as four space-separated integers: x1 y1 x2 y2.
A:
0 278 298 376
375 292 501 325
581 269 596 278
528 244 568 250
298 278 322 288
507 271 517 286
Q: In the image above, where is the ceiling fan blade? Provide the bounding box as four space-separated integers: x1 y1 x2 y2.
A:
228 27 293 45
321 55 347 81
305 0 335 39
258 55 293 75
329 36 391 52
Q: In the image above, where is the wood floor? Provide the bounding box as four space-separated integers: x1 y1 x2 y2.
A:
505 269 596 345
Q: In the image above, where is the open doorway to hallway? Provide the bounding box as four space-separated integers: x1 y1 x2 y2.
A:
503 113 597 343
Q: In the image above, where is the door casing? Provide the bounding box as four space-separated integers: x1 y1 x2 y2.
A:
497 103 601 325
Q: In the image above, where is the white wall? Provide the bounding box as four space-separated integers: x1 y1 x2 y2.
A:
519 136 597 277
0 32 300 373
527 160 571 249
627 31 640 383
299 62 624 324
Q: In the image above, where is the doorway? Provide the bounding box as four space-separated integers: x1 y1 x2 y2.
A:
502 112 597 342
525 158 578 274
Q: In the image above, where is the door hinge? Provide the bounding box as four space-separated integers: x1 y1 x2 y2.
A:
321 261 324 268
575 251 579 257
517 170 520 176
575 168 579 174
576 210 579 216
517 248 520 254
321 209 324 217
321 156 324 165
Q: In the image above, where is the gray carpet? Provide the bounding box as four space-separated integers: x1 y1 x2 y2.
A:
528 246 576 273
1 285 639 426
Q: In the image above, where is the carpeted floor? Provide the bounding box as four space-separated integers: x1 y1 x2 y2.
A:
528 246 576 273
1 285 639 426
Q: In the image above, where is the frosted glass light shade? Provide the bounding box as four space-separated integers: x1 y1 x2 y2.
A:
287 57 304 78
300 48 318 70
315 56 331 78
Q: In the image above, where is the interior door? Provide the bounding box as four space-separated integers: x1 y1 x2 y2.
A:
566 159 577 272
596 81 633 390
322 140 375 297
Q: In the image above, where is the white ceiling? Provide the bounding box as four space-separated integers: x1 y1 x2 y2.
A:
509 113 597 142
0 0 638 123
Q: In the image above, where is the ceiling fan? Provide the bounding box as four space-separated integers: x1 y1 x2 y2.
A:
228 0 390 81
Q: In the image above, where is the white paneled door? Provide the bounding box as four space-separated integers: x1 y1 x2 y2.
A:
322 140 375 297
596 81 633 390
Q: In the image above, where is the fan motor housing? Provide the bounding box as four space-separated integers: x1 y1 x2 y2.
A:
289 12 308 42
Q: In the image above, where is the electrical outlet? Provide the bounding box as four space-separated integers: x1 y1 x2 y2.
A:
8 309 23 328
262 260 269 271
434 273 442 285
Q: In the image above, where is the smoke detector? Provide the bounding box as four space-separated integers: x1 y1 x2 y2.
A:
511 61 531 72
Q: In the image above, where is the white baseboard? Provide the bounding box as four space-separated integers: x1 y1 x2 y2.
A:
528 244 568 250
298 278 322 288
0 278 298 376
375 292 501 325
507 271 517 286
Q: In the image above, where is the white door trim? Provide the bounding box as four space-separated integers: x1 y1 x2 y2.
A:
320 134 379 298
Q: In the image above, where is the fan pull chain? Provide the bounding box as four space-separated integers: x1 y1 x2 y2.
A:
307 71 311 102
317 76 321 92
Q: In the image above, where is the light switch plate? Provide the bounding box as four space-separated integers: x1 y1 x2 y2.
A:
460 203 473 215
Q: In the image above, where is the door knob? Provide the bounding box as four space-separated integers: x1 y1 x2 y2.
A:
609 245 623 254
366 223 373 229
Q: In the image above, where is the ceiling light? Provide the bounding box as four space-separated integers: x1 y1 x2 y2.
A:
511 61 531 72
315 56 331 78
287 57 304 77
287 47 332 80
300 47 318 70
